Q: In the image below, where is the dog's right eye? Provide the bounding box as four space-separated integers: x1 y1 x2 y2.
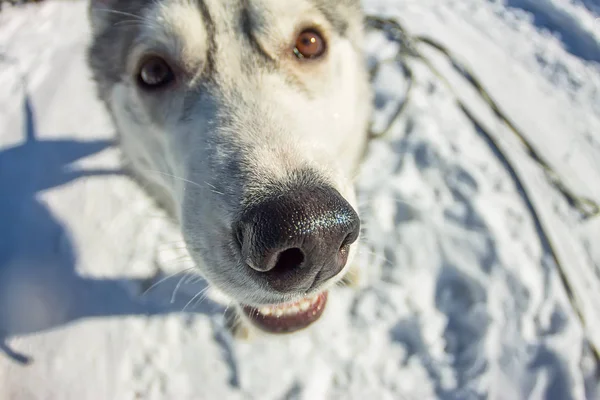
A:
294 29 326 60
137 56 175 90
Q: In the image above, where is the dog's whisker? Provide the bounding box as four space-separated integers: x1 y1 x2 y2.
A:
170 271 202 303
96 9 146 22
356 249 394 267
357 247 389 258
142 169 205 189
142 267 195 296
159 262 195 277
203 181 226 195
204 181 218 190
182 287 210 312
186 274 206 285
170 273 188 303
96 6 162 34
112 20 155 31
141 168 225 195
221 303 231 318
187 286 213 310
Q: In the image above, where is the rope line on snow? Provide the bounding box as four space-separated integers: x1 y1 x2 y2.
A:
366 16 599 220
365 15 600 361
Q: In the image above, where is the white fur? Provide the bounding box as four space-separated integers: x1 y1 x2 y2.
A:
89 0 372 321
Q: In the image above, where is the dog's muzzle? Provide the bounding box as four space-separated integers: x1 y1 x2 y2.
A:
233 184 360 334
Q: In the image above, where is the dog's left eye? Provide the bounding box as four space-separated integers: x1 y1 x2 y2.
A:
293 29 326 59
137 56 175 89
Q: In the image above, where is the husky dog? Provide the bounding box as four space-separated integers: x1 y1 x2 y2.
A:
87 0 372 335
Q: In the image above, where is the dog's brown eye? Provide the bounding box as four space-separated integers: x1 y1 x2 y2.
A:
137 56 174 89
294 29 326 59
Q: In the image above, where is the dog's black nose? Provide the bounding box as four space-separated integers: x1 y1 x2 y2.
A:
235 185 360 293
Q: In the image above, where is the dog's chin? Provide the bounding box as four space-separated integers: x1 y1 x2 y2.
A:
239 291 328 334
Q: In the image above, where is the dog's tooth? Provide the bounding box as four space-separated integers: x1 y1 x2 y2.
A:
288 305 300 315
300 301 310 311
259 307 271 316
275 308 284 318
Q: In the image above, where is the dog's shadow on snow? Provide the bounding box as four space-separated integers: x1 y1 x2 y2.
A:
0 96 223 366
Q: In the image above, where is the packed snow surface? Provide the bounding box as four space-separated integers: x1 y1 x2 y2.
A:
1 1 599 399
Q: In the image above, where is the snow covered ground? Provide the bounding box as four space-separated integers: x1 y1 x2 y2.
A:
0 0 599 399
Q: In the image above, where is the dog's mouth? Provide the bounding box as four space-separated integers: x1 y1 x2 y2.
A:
241 291 328 334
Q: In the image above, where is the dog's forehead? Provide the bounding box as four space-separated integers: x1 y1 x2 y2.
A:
131 0 359 85
132 0 323 71
143 0 355 40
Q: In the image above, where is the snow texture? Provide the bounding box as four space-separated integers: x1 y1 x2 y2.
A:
1 0 599 399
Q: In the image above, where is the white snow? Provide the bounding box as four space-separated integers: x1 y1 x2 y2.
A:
1 0 599 399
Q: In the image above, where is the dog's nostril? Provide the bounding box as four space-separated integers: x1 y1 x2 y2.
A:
338 242 351 262
339 242 349 254
339 228 359 254
341 231 355 249
274 248 305 271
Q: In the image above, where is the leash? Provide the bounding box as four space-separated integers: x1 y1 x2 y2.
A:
365 15 600 361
